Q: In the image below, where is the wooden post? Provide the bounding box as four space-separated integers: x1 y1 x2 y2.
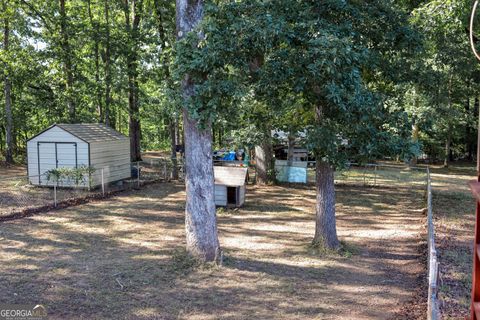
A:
470 94 480 319
54 184 57 207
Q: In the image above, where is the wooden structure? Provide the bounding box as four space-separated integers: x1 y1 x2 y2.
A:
27 123 130 187
471 179 480 319
214 166 247 207
275 160 308 183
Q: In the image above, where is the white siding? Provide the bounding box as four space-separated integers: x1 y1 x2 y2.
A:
214 185 227 206
89 140 131 186
27 127 88 186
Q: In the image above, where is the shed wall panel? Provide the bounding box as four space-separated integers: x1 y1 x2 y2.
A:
89 140 131 185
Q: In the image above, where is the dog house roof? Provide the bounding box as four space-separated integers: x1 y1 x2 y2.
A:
214 166 248 187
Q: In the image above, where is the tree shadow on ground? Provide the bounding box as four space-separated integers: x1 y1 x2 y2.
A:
0 182 424 319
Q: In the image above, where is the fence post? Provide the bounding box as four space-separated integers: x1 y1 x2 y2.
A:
137 161 140 188
164 161 167 180
101 168 105 197
374 165 377 187
54 184 57 207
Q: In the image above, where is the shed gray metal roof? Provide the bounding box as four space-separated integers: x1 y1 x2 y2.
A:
56 123 128 143
214 166 248 187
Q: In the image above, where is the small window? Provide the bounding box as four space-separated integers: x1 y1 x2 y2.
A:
227 187 237 205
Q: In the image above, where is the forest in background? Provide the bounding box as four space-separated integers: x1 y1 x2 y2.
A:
0 0 479 166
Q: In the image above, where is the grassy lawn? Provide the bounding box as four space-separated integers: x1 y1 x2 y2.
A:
0 177 425 319
429 164 477 319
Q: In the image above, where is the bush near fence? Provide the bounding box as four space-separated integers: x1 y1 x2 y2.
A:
0 158 184 218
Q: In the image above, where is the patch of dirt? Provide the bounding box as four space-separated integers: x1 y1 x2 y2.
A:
0 180 425 319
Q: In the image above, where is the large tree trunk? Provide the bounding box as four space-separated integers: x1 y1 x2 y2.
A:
313 103 339 249
87 0 103 122
410 122 419 166
177 0 220 262
124 0 142 162
3 10 13 164
255 137 273 185
104 0 112 127
128 73 142 161
59 0 75 122
313 160 339 249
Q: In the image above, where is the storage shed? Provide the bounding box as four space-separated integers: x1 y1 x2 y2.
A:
27 123 131 187
214 166 248 207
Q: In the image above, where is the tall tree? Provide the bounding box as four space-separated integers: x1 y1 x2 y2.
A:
103 0 112 127
87 0 103 122
59 0 75 122
153 0 178 179
174 0 420 250
124 0 143 161
2 0 13 163
175 0 220 262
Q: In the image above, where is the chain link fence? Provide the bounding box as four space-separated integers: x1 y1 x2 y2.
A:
334 163 428 188
1 158 439 319
0 158 184 218
272 161 428 187
274 161 438 320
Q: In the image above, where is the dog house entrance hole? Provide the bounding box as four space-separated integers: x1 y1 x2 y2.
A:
227 187 237 205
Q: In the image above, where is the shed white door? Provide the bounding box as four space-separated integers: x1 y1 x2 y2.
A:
57 143 77 168
38 142 77 185
38 142 56 185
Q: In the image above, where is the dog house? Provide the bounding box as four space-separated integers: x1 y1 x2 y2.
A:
27 123 131 187
214 166 248 207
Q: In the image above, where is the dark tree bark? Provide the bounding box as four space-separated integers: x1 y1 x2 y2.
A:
103 0 112 127
313 103 339 249
59 0 75 122
410 121 419 166
176 0 220 262
255 136 273 185
87 0 103 122
124 0 142 161
3 8 13 164
313 160 339 249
